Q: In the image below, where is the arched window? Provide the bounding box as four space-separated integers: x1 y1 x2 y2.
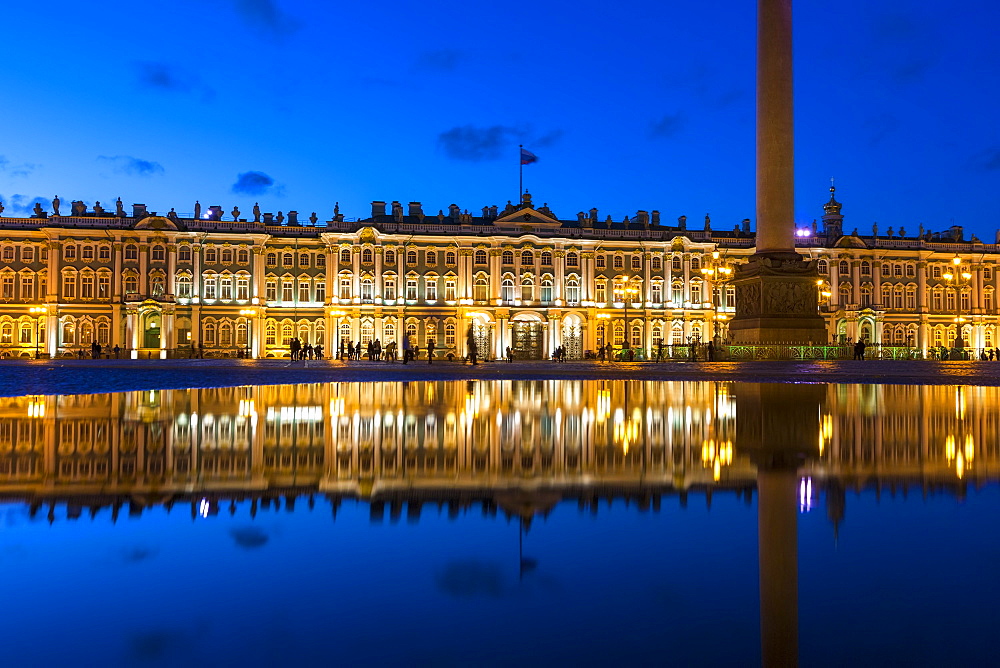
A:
283 253 294 266
566 252 578 267
613 255 624 269
613 323 625 346
179 246 192 262
541 251 552 266
541 278 553 302
445 322 456 346
383 320 396 342
652 325 663 346
220 248 233 264
266 252 277 266
521 277 533 302
152 245 166 261
446 251 457 265
384 250 396 264
361 321 374 344
340 249 351 263
362 248 373 263
861 261 871 276
219 322 233 347
204 322 217 345
265 321 277 345
298 253 309 267
690 257 701 272
426 251 437 265
405 250 416 265
124 275 138 294
839 285 851 304
361 278 374 302
566 279 580 304
124 244 138 260
630 323 642 348
652 282 663 303
205 248 218 263
475 250 487 265
62 321 75 345
501 278 515 302
672 256 682 271
817 259 828 274
839 260 850 275
236 322 248 346
651 256 662 270
474 277 489 302
281 322 293 343
502 251 514 265
521 250 533 265
237 249 250 264
97 322 110 345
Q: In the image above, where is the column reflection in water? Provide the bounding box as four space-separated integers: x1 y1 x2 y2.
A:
1 381 999 662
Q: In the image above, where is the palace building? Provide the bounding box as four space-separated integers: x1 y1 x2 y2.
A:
0 187 996 359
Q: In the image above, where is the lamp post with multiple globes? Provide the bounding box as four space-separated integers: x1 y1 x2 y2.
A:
700 251 733 344
613 279 640 360
29 306 47 358
239 308 257 358
943 256 972 351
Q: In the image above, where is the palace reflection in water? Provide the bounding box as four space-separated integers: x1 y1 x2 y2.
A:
1 380 997 517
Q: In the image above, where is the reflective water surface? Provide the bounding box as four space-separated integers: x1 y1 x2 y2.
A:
1 380 998 667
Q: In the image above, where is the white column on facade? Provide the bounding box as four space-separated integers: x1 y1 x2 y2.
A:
555 252 565 301
192 243 202 299
643 252 652 304
490 250 501 302
161 307 174 359
352 244 361 295
46 240 60 301
253 247 265 301
167 245 177 294
45 313 58 357
873 259 883 308
852 260 861 305
139 243 149 295
375 249 384 297
683 255 691 304
127 307 140 358
829 259 839 307
917 262 928 310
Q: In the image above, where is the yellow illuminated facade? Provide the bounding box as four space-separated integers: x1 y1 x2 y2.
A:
1 189 999 359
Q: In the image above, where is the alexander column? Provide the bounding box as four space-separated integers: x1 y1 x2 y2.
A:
728 0 827 344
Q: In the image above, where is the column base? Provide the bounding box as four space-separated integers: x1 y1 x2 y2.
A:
729 255 828 344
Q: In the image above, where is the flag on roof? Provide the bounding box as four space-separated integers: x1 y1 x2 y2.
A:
520 148 538 165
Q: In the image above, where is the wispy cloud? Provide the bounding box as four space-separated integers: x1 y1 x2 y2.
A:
234 0 299 37
98 155 165 177
232 171 281 196
649 113 684 138
970 147 1000 172
416 49 463 72
864 113 900 147
437 125 563 162
134 62 214 100
0 155 37 178
0 194 50 216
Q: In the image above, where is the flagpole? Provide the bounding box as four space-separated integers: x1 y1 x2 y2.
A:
519 144 523 205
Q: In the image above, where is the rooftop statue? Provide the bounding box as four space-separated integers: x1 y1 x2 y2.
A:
93 201 104 215
33 202 44 217
52 195 60 216
232 206 240 221
116 197 124 216
253 203 261 222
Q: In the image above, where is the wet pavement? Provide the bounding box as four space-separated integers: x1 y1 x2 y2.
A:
1 357 999 396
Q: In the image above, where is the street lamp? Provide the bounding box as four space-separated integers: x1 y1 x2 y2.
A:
239 308 257 358
613 278 640 360
29 306 47 359
701 251 733 344
943 256 972 350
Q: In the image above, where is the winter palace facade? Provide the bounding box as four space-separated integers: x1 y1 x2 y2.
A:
0 188 996 359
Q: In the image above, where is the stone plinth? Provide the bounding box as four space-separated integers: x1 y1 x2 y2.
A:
728 256 828 344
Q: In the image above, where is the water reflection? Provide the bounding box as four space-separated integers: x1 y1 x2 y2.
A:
1 380 997 667
1 381 995 508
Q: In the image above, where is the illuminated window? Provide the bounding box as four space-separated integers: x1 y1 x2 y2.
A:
384 250 396 265
446 251 457 265
426 251 438 265
521 250 533 265
238 249 250 264
596 254 606 269
651 256 662 270
64 245 77 260
340 249 351 263
407 250 417 265
205 247 218 263
502 251 514 265
152 245 166 261
541 251 553 266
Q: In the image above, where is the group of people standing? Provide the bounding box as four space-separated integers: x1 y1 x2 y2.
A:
288 337 323 360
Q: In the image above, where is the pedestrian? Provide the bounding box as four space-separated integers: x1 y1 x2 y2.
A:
402 336 411 364
505 345 512 363
707 341 715 362
113 344 121 359
427 339 436 364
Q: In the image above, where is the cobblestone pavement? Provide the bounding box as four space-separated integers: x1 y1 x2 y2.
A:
1 358 1000 396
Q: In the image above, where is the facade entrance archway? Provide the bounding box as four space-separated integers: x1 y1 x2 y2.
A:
562 314 583 360
511 314 544 360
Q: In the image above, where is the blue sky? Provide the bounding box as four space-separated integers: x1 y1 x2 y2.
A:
2 1 999 240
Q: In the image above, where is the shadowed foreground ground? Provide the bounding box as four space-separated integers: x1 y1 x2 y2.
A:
1 358 999 396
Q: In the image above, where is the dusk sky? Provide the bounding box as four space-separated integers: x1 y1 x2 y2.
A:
2 1 999 240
